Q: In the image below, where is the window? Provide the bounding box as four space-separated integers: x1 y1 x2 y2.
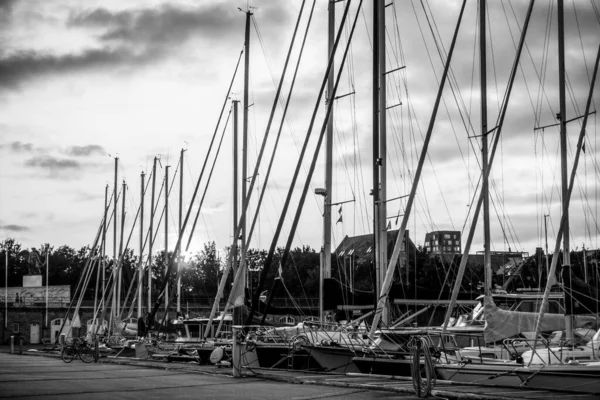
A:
444 234 451 239
455 240 460 245
435 240 439 245
12 323 19 333
366 247 372 254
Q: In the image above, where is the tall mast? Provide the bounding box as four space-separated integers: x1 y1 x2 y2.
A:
372 0 380 308
164 165 169 315
138 172 145 318
377 0 388 325
557 0 571 340
102 184 108 307
177 150 183 313
233 100 240 278
480 0 492 294
239 9 251 323
113 158 118 321
321 0 335 323
149 157 157 313
558 0 569 268
118 179 126 320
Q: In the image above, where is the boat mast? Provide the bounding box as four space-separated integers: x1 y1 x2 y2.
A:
138 171 144 319
113 157 118 324
377 0 388 325
321 0 335 323
149 157 157 315
118 179 126 320
177 150 183 313
240 9 251 311
480 0 492 295
371 0 468 338
102 184 108 313
557 0 572 340
164 165 169 317
372 0 380 309
233 99 240 278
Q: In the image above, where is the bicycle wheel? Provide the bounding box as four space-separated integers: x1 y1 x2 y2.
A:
79 345 95 363
61 345 76 363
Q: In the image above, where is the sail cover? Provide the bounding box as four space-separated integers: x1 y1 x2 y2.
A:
483 295 566 343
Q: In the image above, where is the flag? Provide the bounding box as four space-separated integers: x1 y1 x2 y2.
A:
337 205 343 223
338 206 342 214
336 214 343 224
386 221 391 230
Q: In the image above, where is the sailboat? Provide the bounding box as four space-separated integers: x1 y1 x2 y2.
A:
435 0 600 392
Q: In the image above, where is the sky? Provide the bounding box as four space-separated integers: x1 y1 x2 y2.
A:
1 0 599 260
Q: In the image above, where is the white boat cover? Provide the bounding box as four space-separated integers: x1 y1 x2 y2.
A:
483 295 565 343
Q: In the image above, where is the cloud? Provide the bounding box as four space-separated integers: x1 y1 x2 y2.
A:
0 2 293 89
0 141 35 152
24 155 81 178
0 47 157 89
0 224 30 232
67 144 105 157
68 4 243 47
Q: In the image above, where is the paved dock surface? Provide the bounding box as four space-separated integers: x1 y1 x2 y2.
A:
0 348 598 399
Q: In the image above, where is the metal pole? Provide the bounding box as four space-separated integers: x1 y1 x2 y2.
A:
321 0 335 323
149 158 157 314
5 247 7 329
118 179 126 320
138 172 145 319
372 0 380 308
164 165 169 314
233 100 240 277
177 150 183 313
45 249 49 327
480 0 492 294
557 0 572 341
377 0 388 325
113 158 118 322
241 10 251 297
544 214 549 279
102 185 108 309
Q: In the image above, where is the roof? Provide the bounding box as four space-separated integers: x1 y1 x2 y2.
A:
334 229 417 261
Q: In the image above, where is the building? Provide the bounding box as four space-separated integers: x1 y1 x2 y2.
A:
423 231 461 255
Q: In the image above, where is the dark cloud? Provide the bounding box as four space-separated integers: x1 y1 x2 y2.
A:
0 47 157 89
0 2 294 89
25 155 81 172
0 141 34 152
1 224 30 232
68 4 242 47
67 144 105 157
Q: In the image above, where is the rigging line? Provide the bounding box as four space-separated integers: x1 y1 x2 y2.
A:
146 45 242 327
251 0 361 326
243 0 314 253
415 0 481 167
185 108 232 252
422 0 478 139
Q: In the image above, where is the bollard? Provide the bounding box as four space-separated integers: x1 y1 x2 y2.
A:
10 336 14 354
94 336 99 363
232 326 241 378
19 338 23 355
59 333 66 352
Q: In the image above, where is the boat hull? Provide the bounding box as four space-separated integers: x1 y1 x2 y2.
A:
255 343 322 370
515 365 600 394
435 363 522 386
302 344 360 373
351 355 413 376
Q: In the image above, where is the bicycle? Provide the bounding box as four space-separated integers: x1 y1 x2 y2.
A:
61 337 95 363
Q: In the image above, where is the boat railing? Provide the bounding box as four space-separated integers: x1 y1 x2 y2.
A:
300 322 370 350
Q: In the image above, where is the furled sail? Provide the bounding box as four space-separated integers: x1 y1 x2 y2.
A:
483 295 565 343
